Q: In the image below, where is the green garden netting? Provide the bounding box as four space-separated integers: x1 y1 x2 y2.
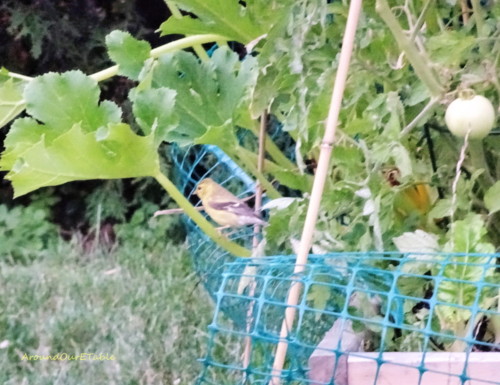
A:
171 144 500 385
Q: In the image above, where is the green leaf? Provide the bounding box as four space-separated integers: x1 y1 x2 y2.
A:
404 82 430 107
427 31 476 67
272 170 312 192
159 0 264 43
438 216 495 326
0 118 52 171
397 274 429 298
438 254 492 325
105 30 151 80
393 230 439 273
194 124 238 148
484 181 500 215
445 213 495 254
136 58 157 91
371 142 412 177
0 75 27 130
343 118 374 136
160 17 234 39
0 71 156 198
428 198 452 219
265 200 306 253
390 144 412 177
131 87 179 145
307 283 331 319
3 123 159 197
147 48 256 145
24 71 122 133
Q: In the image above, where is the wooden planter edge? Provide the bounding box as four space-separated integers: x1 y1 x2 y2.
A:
347 352 500 385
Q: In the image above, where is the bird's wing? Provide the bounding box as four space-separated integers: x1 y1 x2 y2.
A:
208 200 258 217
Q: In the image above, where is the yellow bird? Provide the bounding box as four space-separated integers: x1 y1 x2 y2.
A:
195 178 266 227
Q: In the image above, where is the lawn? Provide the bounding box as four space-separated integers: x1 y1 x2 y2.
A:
0 205 214 385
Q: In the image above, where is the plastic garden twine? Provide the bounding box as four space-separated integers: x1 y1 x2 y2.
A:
269 1 363 384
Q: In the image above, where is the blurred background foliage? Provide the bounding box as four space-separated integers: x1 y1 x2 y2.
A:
0 0 186 247
0 2 205 384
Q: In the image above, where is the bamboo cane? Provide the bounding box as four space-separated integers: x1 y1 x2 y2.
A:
242 111 268 375
268 1 363 383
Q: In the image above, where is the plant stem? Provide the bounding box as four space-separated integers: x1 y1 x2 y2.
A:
471 0 487 54
6 71 33 82
400 97 439 137
376 0 444 98
164 0 210 61
460 0 471 24
469 140 494 187
264 136 296 170
449 322 467 352
238 147 314 192
90 34 228 82
492 293 500 344
237 147 282 174
7 35 225 84
246 122 297 170
232 147 282 199
409 0 432 42
243 111 267 376
154 171 251 257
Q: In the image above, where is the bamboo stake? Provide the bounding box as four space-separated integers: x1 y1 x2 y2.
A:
253 113 267 221
268 1 363 383
242 111 268 375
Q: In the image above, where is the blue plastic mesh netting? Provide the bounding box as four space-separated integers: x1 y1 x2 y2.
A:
198 253 500 385
171 144 258 296
170 144 500 384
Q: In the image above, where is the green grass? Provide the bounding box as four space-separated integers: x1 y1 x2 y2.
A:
0 207 214 385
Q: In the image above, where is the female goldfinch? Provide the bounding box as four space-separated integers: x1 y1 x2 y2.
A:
195 178 266 227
